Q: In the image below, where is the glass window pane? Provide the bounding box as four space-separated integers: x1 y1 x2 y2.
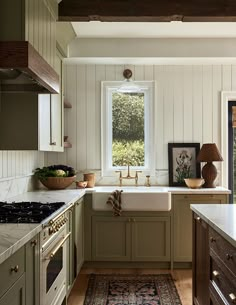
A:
112 92 145 167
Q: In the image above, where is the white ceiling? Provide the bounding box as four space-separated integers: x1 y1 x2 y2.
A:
72 21 236 38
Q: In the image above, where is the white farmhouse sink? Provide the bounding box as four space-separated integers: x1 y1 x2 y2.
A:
92 186 171 211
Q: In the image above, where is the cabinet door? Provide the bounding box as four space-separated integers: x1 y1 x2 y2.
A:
192 213 210 305
0 274 25 305
75 199 84 275
38 94 51 151
132 217 170 261
66 208 74 295
92 216 131 261
25 236 40 305
173 194 228 262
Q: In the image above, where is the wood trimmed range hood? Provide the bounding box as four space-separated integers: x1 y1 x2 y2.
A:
0 41 59 94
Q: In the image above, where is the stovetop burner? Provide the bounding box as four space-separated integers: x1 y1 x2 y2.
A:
0 201 65 223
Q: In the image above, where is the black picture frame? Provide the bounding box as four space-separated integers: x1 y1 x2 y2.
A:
168 143 201 186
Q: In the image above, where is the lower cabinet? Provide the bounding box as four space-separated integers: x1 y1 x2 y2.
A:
0 274 25 305
74 198 84 275
172 194 228 263
192 213 210 305
92 216 170 262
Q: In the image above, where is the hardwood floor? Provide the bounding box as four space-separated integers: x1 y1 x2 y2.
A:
67 268 192 305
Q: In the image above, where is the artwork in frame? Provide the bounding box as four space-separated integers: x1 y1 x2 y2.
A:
168 143 201 186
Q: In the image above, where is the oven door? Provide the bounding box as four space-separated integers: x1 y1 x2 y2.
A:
40 226 70 305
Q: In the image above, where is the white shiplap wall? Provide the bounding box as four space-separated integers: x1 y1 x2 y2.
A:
47 63 236 185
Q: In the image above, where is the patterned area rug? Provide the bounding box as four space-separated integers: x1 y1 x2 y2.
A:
84 274 182 305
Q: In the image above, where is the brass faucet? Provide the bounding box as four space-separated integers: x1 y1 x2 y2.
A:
116 164 142 187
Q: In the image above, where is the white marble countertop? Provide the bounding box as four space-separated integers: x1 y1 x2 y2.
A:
0 189 85 264
191 204 236 248
88 186 230 195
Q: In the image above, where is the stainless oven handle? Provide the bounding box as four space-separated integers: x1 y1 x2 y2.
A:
45 232 71 260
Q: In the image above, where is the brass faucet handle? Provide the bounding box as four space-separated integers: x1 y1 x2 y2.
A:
135 170 142 177
115 170 122 177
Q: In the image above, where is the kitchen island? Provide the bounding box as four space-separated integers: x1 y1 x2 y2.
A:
191 204 236 305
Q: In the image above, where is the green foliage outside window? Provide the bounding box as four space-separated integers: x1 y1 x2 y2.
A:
112 92 145 166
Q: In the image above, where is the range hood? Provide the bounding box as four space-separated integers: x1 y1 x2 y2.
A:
0 41 59 93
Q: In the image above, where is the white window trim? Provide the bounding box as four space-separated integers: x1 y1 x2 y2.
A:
101 81 156 177
221 91 236 188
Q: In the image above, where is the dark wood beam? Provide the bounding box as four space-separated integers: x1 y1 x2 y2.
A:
59 0 236 22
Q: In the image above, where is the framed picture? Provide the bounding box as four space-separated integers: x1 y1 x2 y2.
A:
168 143 201 186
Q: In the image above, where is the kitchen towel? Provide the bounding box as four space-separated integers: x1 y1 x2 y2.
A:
106 190 123 216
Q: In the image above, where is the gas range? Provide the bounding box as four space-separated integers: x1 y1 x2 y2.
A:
0 201 65 223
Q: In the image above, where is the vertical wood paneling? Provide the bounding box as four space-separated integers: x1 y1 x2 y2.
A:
105 65 116 81
154 65 164 169
163 66 174 168
76 65 87 170
202 66 213 143
231 65 236 90
86 65 96 170
134 65 144 80
192 66 203 143
144 66 154 80
66 65 77 170
34 0 39 51
222 65 232 91
2 152 7 178
173 66 184 142
0 152 2 178
212 65 222 146
183 66 193 142
115 65 124 81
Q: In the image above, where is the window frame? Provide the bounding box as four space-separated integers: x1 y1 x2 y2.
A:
101 81 155 177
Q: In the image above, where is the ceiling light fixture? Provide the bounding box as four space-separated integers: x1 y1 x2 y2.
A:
117 69 141 93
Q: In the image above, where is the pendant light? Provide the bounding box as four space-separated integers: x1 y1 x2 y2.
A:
117 69 141 93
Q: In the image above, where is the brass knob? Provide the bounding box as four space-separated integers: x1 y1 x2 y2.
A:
212 270 220 277
196 217 201 221
31 239 37 247
210 237 216 243
10 265 19 273
229 293 236 303
226 253 233 260
133 218 136 222
128 218 131 222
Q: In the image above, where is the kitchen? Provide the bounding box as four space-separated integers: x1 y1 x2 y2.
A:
0 1 236 305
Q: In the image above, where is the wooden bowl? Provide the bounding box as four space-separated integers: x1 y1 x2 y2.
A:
39 176 76 190
184 178 205 189
75 181 88 188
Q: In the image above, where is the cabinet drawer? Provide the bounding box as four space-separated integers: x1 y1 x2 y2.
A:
210 257 236 305
209 227 236 276
0 246 25 298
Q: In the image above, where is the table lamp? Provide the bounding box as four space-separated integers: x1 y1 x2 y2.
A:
197 143 223 188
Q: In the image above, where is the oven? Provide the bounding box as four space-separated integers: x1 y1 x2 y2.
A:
40 206 72 305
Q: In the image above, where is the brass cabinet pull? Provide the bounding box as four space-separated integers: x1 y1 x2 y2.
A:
196 217 201 221
229 293 236 303
128 218 131 222
45 232 71 260
50 142 56 145
212 270 220 277
10 265 19 273
31 239 37 247
226 253 233 260
210 237 216 243
133 218 136 222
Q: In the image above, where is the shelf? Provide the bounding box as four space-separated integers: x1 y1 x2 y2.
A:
64 98 72 108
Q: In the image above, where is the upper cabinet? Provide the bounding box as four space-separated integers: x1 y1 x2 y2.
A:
0 0 57 69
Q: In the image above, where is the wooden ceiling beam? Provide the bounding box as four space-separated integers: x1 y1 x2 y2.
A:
58 0 236 22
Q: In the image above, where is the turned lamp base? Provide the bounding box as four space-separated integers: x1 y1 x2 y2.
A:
201 162 217 188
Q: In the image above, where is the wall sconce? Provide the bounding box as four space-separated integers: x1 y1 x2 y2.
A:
117 69 141 93
197 143 223 188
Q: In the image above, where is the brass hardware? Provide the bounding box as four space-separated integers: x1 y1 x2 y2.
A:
196 217 201 221
50 141 56 145
210 237 216 243
229 293 236 303
212 270 220 277
45 204 73 228
128 218 131 222
133 218 136 222
10 265 19 273
31 239 37 247
226 253 233 260
45 232 71 260
145 175 151 187
116 164 142 186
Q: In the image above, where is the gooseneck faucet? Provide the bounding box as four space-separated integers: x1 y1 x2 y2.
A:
116 164 142 187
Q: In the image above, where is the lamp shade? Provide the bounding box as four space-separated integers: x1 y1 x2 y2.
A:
197 143 223 162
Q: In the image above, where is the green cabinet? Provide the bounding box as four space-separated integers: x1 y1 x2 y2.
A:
172 194 228 263
74 198 84 275
0 274 25 305
92 215 170 262
25 236 40 305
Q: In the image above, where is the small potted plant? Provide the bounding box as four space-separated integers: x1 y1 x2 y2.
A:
34 165 76 190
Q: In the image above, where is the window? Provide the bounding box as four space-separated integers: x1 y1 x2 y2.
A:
101 81 155 176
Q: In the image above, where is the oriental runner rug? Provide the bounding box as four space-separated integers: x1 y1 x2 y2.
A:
84 274 182 305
